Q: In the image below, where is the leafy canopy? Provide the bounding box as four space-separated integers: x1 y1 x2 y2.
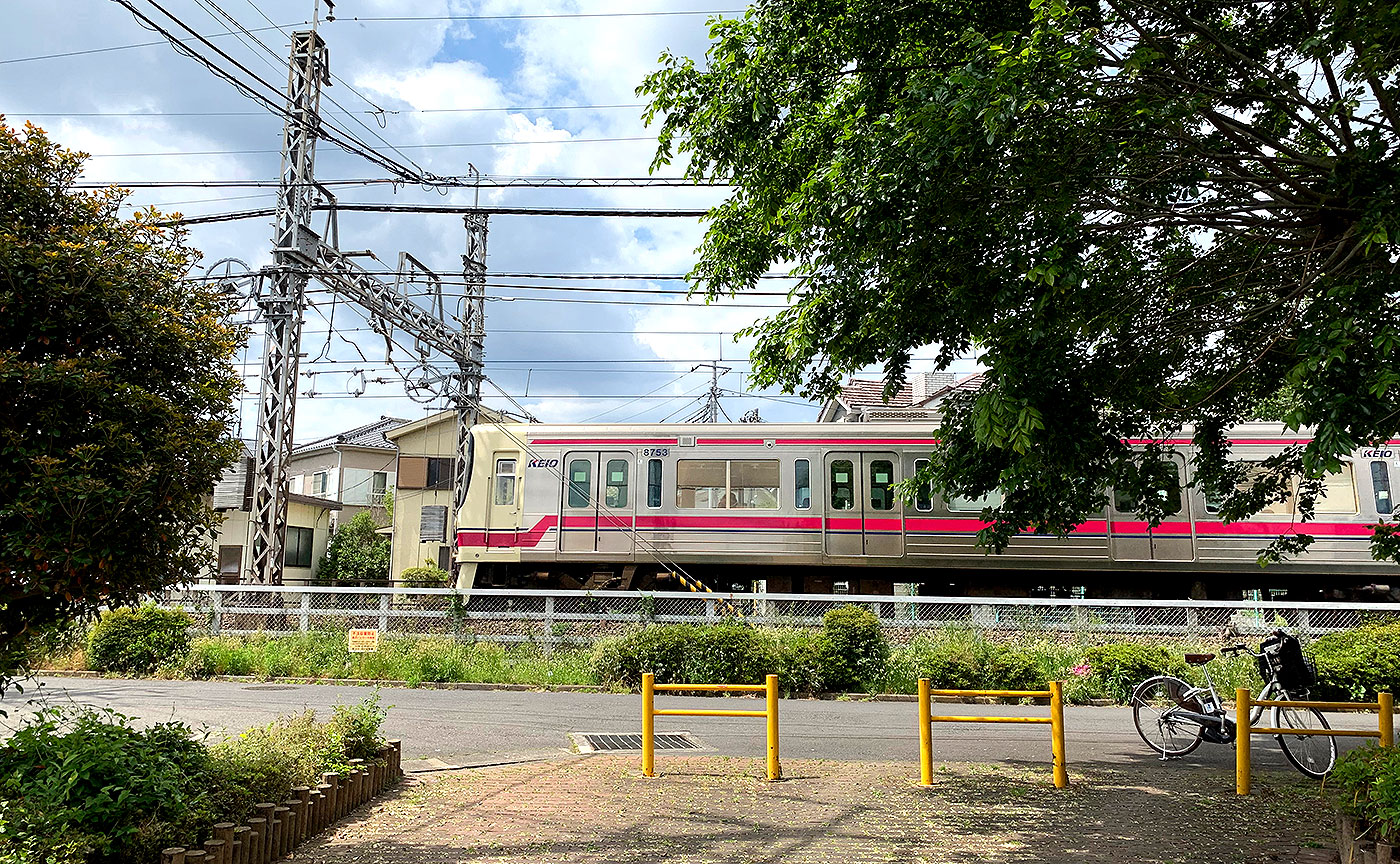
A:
0 121 243 681
317 511 391 583
641 0 1400 561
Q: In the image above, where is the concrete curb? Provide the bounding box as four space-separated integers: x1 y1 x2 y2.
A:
31 671 1119 705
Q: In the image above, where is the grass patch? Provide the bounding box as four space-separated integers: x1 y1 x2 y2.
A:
170 632 597 687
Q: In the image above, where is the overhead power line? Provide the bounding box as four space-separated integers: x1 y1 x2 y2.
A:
12 104 645 117
338 10 744 21
86 136 656 157
73 176 723 189
163 203 708 226
0 21 301 65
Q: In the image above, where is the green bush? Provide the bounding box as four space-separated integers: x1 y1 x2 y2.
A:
816 605 890 693
592 623 778 688
400 565 450 586
1329 743 1400 843
1312 621 1400 701
1082 643 1186 701
88 604 192 674
986 650 1044 691
318 511 391 582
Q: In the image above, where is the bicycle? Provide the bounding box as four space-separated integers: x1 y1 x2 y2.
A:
1129 629 1336 778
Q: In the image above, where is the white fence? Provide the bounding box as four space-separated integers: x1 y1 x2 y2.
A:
156 585 1400 646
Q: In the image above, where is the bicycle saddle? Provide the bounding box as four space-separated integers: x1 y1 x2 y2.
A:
1184 653 1215 665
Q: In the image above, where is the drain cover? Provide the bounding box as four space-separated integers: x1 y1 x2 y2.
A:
573 732 700 753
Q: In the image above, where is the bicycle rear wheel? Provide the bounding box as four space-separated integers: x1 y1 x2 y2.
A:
1132 676 1205 757
1272 705 1336 778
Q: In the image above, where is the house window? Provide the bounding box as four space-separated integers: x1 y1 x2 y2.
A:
371 471 388 501
420 505 447 542
795 459 811 510
913 459 933 512
217 545 242 582
284 527 314 569
494 457 517 506
312 471 328 496
647 459 663 508
1374 461 1393 515
426 457 454 491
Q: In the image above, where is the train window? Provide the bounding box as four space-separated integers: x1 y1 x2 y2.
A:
950 490 1003 512
869 460 895 511
493 457 516 506
677 460 727 508
567 459 591 508
1315 465 1357 513
795 459 811 510
1204 462 1295 516
913 459 933 512
730 460 779 509
647 459 663 508
605 459 629 508
1111 460 1182 516
1374 462 1393 515
830 460 855 511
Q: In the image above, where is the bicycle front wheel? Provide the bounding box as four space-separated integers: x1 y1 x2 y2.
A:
1272 705 1336 778
1132 676 1205 757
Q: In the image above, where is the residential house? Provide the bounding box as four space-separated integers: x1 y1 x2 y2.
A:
816 371 984 422
209 444 339 583
287 416 406 526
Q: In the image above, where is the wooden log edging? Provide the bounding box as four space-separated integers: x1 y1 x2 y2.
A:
160 740 403 864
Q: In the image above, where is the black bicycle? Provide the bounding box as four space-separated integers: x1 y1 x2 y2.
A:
1130 629 1336 778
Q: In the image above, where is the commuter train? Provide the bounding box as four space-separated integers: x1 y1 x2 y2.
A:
452 422 1400 600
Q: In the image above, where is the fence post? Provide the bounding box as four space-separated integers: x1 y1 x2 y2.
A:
1184 606 1198 638
211 590 223 636
378 592 390 632
766 673 781 782
918 678 933 787
642 672 656 778
1236 688 1252 795
1381 691 1394 748
1049 680 1067 789
545 595 556 631
299 592 311 634
705 598 716 623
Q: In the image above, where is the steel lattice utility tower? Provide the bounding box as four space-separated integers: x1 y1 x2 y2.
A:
453 212 488 527
250 29 328 586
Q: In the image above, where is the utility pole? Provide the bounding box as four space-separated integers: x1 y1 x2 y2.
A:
247 20 486 586
689 361 731 423
249 28 328 585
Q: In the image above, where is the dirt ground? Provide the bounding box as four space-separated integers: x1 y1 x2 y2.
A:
293 755 1337 864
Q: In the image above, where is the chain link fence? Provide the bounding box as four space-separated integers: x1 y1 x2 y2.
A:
156 585 1400 647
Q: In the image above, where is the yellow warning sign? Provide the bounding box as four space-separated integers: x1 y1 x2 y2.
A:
348 629 380 653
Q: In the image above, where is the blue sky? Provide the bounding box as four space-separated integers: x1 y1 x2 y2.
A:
1 0 976 441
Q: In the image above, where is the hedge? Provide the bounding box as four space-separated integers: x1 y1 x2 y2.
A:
87 604 192 674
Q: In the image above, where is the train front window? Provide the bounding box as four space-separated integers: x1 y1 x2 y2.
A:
605 459 629 508
1374 461 1393 515
730 460 779 509
647 459 663 508
913 459 933 512
567 459 591 508
830 460 855 511
869 460 895 510
795 459 811 510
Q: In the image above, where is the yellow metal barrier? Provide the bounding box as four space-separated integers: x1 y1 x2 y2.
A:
641 673 780 781
917 679 1068 788
1235 688 1394 795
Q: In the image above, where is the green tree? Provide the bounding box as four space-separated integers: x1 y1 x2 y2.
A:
0 121 242 682
641 0 1400 561
317 511 391 584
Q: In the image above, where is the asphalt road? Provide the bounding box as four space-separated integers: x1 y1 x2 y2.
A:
10 676 1375 776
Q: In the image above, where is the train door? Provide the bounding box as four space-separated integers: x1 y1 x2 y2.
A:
486 451 521 545
823 452 904 557
560 451 635 555
1109 454 1194 562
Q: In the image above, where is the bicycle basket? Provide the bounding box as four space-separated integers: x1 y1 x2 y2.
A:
1259 632 1318 691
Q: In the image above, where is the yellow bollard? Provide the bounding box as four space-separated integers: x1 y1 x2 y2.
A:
1381 691 1394 749
642 672 656 778
1236 688 1252 796
1049 680 1068 789
766 674 781 781
918 678 933 787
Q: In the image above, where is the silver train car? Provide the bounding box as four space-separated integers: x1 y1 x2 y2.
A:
452 422 1400 599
